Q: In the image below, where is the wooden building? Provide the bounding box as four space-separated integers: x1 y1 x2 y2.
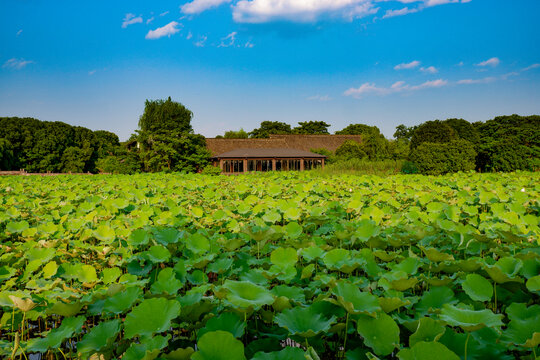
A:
212 148 326 174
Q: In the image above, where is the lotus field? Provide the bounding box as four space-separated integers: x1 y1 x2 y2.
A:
0 172 539 360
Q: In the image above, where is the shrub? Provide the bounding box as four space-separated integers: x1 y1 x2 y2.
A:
410 120 457 149
335 140 366 160
201 164 222 175
409 140 477 175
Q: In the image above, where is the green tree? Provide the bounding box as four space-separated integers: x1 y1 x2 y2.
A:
410 120 458 149
249 121 292 138
336 124 379 136
223 129 249 139
0 138 14 170
335 140 366 160
136 98 210 172
409 140 477 175
393 124 417 142
444 118 480 144
293 121 330 134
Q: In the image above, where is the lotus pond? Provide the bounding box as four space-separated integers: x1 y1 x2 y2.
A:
0 172 539 360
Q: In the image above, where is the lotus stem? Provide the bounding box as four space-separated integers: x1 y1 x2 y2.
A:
343 312 349 357
464 332 470 360
58 347 67 360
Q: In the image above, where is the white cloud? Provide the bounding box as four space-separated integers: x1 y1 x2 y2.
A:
187 31 193 40
122 13 143 28
307 94 331 101
344 78 447 97
195 35 208 47
245 39 255 48
160 11 170 16
394 60 420 70
383 7 418 18
88 70 97 76
457 77 497 85
181 0 232 15
2 58 34 70
420 66 438 74
16 29 23 36
147 17 155 24
522 63 540 72
146 21 181 39
232 0 378 23
219 32 238 47
476 57 500 67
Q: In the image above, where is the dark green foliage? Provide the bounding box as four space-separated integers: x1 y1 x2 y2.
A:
335 124 379 136
410 120 458 149
223 129 249 139
0 117 120 173
293 121 330 135
387 139 409 160
0 138 14 170
335 140 366 160
393 124 417 142
138 97 193 135
444 118 480 144
95 147 141 174
310 148 333 161
475 115 540 172
249 121 292 138
401 161 418 174
201 164 222 175
409 140 477 175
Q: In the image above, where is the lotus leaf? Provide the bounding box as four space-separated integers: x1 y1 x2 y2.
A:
526 275 540 292
274 305 336 338
9 295 36 312
483 257 523 283
6 220 29 234
198 312 245 338
192 330 246 360
151 267 183 295
323 249 358 273
397 341 459 360
415 286 457 315
270 247 298 268
77 319 121 356
42 261 58 278
462 274 493 302
27 316 85 352
355 219 380 242
144 245 172 263
128 228 150 246
46 301 83 317
440 304 503 332
163 347 195 360
93 224 116 242
409 317 446 346
223 280 274 310
332 281 380 316
154 227 181 245
186 233 210 254
502 303 540 347
122 335 170 360
356 312 400 356
251 347 305 360
124 297 181 338
285 222 303 238
102 267 122 284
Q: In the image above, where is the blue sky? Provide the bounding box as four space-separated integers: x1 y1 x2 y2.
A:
1 0 539 140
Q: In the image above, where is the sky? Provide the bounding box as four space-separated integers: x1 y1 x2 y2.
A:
1 0 539 140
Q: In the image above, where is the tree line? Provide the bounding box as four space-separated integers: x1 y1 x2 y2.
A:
0 97 538 175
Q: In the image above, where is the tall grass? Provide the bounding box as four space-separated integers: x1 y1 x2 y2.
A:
310 159 404 176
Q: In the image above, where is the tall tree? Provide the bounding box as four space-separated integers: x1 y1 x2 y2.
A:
223 129 249 139
336 124 380 136
293 121 330 134
410 120 458 149
249 121 292 138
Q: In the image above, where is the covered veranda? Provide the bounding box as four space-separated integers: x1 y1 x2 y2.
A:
212 148 326 174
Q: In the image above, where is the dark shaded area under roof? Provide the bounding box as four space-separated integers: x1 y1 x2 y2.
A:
213 148 326 159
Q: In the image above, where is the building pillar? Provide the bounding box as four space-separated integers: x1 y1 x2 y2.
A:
272 159 276 171
219 159 224 172
300 158 304 171
243 159 248 173
322 158 325 170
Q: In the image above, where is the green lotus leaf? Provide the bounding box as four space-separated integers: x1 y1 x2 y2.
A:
323 249 358 273
356 312 400 356
409 317 446 346
78 264 98 283
0 266 16 282
440 304 503 332
42 261 58 278
163 347 195 360
415 286 457 315
27 316 85 352
462 274 493 302
422 247 455 262
186 233 210 254
151 268 183 295
122 335 171 360
262 211 281 224
207 257 234 274
502 303 540 347
124 297 181 338
271 285 305 303
332 281 380 316
252 347 306 360
379 297 411 313
6 220 29 234
26 247 56 262
275 305 336 338
223 280 274 311
102 267 122 284
301 246 325 262
284 207 301 221
192 330 246 360
127 260 153 276
390 277 418 291
270 247 298 268
144 245 171 263
198 312 245 339
285 222 303 238
77 319 121 356
46 301 83 317
128 228 150 247
354 219 380 242
93 224 116 242
483 257 523 284
526 275 540 292
397 341 460 360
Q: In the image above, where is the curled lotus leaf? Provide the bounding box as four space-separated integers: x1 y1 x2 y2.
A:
274 305 336 338
356 312 400 356
332 281 380 316
77 319 121 357
122 335 171 360
409 317 446 346
222 280 274 311
198 312 246 339
502 303 540 347
251 347 305 360
526 275 540 292
27 316 85 353
483 257 523 284
192 331 246 360
323 249 359 273
9 295 36 312
397 341 460 360
440 304 503 332
462 274 493 302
